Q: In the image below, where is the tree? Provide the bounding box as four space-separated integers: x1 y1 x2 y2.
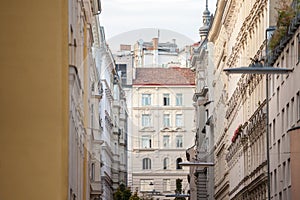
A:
174 179 186 200
113 183 132 200
129 190 141 200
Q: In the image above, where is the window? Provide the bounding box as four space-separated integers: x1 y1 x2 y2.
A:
175 114 183 127
278 140 281 163
163 94 170 106
142 158 151 170
283 162 286 188
176 158 183 169
163 135 170 148
277 87 280 113
274 169 277 193
176 93 183 106
176 135 183 148
286 103 290 128
288 158 291 185
298 34 300 62
142 94 151 106
142 114 151 127
291 98 295 125
291 40 295 67
297 92 300 121
282 109 285 133
142 136 151 148
91 163 95 181
140 179 154 191
163 179 171 192
163 114 170 127
163 158 169 169
273 119 276 144
91 104 94 128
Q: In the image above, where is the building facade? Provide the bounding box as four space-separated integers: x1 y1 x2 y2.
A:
131 67 195 199
267 1 300 198
0 1 69 200
207 0 299 199
187 1 215 199
68 0 102 199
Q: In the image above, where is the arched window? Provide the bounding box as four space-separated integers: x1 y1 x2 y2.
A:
143 158 151 170
163 158 169 169
176 158 183 169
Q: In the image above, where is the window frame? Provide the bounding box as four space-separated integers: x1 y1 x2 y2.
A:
142 94 151 106
175 114 183 127
176 93 183 106
176 135 183 148
163 135 170 148
163 114 170 127
163 157 169 170
141 135 151 148
142 158 151 170
176 158 183 169
163 93 170 106
142 114 151 127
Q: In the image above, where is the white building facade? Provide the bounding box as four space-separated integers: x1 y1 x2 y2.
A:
131 68 195 199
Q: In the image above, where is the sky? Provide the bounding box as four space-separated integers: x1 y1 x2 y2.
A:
99 0 218 42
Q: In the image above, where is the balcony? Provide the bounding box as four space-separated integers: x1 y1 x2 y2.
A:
268 0 300 65
90 181 102 195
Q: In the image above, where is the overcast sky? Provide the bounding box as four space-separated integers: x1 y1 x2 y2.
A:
99 0 218 42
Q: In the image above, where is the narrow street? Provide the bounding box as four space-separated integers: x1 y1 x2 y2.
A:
1 0 300 200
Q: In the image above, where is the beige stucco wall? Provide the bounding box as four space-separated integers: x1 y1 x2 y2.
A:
289 127 300 200
0 1 68 200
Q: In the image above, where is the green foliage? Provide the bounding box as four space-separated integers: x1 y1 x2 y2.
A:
113 183 132 200
269 0 296 50
129 191 141 200
174 179 186 200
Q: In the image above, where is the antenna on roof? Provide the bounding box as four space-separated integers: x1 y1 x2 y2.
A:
158 29 160 39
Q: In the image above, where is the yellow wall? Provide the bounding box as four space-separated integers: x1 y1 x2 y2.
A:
0 1 69 200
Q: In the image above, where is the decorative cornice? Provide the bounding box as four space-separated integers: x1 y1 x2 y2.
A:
225 73 263 122
226 0 267 69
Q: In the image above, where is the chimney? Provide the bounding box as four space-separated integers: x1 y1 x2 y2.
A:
152 38 159 67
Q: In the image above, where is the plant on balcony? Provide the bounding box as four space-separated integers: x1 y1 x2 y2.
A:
231 124 243 143
269 0 296 50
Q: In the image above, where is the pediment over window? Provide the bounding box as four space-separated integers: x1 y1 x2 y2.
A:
161 127 172 132
174 127 185 132
160 127 186 132
140 127 155 132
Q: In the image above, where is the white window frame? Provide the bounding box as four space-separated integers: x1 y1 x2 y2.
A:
163 179 171 192
142 94 151 106
163 135 170 148
175 114 183 127
163 157 169 169
141 135 151 148
142 158 151 170
176 93 183 106
163 114 170 127
176 135 183 148
163 93 170 106
142 114 151 127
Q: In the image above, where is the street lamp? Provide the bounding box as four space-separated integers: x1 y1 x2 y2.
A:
223 27 293 200
179 161 214 167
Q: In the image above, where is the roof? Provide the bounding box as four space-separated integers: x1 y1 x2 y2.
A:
133 67 195 86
